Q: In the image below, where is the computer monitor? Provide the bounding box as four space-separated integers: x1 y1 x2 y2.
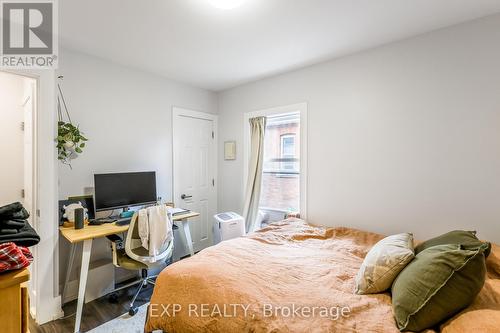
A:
94 171 157 212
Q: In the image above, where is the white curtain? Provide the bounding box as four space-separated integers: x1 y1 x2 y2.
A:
243 116 266 232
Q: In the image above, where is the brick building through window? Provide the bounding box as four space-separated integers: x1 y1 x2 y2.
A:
259 112 300 220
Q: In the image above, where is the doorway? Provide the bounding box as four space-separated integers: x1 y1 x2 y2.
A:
172 107 217 254
0 72 36 206
0 70 37 314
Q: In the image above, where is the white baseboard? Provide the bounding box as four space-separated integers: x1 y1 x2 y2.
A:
33 295 63 325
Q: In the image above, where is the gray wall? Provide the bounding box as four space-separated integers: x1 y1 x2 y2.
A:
217 14 500 243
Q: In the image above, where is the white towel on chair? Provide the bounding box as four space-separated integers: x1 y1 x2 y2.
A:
138 209 149 249
147 205 173 257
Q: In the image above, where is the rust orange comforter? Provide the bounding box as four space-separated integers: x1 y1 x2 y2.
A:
145 219 500 333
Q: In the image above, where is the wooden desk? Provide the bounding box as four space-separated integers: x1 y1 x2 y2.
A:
0 268 30 333
60 211 200 243
59 211 199 333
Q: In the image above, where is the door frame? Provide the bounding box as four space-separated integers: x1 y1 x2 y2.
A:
172 106 218 224
1 69 38 311
243 102 308 219
1 69 62 323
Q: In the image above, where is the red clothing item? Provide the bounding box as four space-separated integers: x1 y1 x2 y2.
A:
0 242 33 273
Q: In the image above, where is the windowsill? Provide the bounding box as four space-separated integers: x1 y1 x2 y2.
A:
259 207 295 214
262 171 299 175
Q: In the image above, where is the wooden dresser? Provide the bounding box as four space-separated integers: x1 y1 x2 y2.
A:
0 268 30 333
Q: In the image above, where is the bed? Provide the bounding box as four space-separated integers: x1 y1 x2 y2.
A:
145 219 500 333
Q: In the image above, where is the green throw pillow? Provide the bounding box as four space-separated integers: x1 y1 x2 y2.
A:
392 243 487 332
415 230 491 258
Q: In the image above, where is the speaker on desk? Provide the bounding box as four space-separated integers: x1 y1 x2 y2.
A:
74 208 84 229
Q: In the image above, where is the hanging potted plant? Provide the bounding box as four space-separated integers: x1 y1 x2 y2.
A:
56 76 88 168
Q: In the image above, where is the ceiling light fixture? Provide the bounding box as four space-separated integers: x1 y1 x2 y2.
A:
207 0 246 10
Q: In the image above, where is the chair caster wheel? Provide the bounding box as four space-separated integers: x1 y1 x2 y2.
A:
129 307 138 316
108 293 118 304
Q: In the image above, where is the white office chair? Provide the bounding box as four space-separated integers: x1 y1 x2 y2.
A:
109 211 173 316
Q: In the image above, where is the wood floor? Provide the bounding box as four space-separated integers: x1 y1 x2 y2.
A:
29 280 154 333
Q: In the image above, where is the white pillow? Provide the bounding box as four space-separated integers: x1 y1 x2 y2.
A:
355 233 414 294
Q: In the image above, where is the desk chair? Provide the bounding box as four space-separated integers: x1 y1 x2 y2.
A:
108 212 173 316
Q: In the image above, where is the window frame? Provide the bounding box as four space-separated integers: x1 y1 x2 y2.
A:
280 133 296 158
243 102 308 218
279 133 297 172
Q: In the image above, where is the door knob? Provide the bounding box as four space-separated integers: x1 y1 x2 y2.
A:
181 194 192 200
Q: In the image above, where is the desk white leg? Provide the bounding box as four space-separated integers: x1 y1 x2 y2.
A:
62 243 76 305
74 239 92 333
173 222 180 262
181 219 194 256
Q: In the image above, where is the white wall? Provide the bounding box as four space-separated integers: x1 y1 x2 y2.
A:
57 48 218 295
0 72 26 205
217 14 500 243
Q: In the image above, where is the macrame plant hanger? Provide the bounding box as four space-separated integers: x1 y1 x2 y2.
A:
57 76 72 125
56 75 88 168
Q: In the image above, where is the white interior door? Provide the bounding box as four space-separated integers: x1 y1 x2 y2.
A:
0 72 25 206
23 80 35 221
173 108 217 253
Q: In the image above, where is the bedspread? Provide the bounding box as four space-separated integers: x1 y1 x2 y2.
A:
145 219 500 333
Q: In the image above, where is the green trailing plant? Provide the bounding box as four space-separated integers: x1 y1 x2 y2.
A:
57 121 88 162
56 77 88 168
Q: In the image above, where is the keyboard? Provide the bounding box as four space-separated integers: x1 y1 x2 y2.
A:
99 218 117 223
115 218 131 226
88 218 116 226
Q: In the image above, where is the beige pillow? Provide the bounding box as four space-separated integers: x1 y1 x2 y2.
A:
355 233 414 294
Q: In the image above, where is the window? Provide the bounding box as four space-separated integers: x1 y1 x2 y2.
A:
280 134 295 170
244 103 307 226
259 112 300 216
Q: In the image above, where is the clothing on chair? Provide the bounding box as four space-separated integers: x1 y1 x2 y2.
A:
137 205 173 258
147 205 173 258
138 209 149 250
